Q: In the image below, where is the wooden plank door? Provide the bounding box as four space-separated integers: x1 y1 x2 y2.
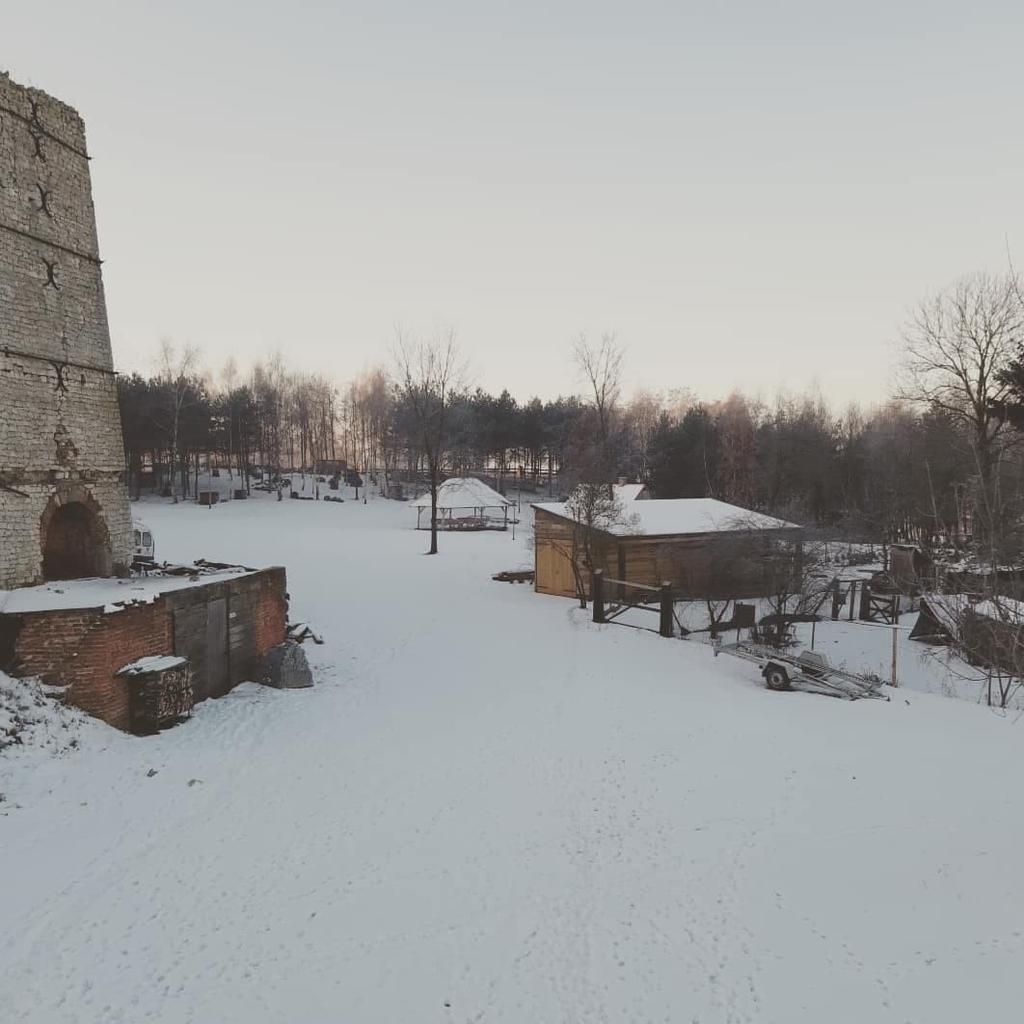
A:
205 597 230 697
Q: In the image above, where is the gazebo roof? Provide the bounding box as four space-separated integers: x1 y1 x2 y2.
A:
409 477 514 511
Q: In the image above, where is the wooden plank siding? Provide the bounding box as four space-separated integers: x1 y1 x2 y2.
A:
533 508 618 598
534 507 802 600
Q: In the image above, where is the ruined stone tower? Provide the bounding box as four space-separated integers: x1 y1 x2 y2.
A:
0 72 132 588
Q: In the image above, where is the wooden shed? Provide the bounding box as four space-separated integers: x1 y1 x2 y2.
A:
532 498 803 600
614 482 649 501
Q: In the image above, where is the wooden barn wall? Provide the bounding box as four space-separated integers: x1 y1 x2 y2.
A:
620 532 801 599
534 509 617 598
534 509 802 600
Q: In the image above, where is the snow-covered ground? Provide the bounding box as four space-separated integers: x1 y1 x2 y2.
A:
3 492 1024 1023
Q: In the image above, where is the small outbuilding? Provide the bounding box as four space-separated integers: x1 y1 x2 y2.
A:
532 498 803 600
911 593 1024 675
410 477 515 531
614 482 650 501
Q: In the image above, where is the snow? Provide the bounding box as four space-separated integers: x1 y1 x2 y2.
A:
534 497 801 536
613 482 647 501
409 476 514 510
0 567 254 615
0 672 94 760
3 492 1024 1022
116 655 188 676
915 592 1024 629
969 596 1024 621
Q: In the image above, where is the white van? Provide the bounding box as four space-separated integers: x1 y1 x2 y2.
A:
133 520 155 562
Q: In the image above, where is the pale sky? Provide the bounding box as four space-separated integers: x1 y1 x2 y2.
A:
6 1 1024 404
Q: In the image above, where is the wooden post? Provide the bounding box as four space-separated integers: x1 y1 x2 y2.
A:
891 624 898 688
860 583 871 622
659 581 673 638
810 618 816 650
592 570 605 624
848 580 856 621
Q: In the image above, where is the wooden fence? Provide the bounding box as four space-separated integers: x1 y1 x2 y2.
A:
591 570 676 637
829 579 900 625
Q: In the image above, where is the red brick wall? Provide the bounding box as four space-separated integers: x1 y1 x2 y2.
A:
250 567 288 658
72 604 174 729
3 567 289 733
10 602 172 731
7 610 98 680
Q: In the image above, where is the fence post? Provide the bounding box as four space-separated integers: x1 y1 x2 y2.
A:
859 584 871 622
592 569 605 624
891 623 899 687
659 581 673 638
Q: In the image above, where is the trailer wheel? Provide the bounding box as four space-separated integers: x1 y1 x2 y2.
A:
763 663 791 691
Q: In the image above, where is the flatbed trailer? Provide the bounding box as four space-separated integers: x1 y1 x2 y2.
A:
714 641 887 700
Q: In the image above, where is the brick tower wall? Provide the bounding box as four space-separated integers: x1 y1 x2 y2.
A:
0 71 133 588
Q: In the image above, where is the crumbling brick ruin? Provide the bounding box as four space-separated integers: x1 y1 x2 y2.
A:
0 72 133 587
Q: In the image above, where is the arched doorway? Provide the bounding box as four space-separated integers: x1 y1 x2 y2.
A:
41 500 108 581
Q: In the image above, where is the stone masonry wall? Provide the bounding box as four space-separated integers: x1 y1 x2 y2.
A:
0 71 133 587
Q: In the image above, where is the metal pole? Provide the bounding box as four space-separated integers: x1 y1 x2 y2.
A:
810 618 816 650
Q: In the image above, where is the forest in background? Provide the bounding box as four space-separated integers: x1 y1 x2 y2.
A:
117 270 1024 558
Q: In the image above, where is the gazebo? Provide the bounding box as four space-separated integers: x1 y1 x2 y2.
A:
410 477 515 531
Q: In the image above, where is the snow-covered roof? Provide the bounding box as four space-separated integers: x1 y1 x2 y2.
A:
614 483 647 501
968 597 1024 622
532 498 801 537
920 592 1024 628
409 477 514 510
0 567 255 615
117 655 187 676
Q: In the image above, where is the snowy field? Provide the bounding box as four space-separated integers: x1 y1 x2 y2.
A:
3 492 1024 1023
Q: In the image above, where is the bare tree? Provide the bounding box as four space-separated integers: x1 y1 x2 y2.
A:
573 331 625 484
545 484 636 608
621 389 665 481
726 514 826 648
964 594 1024 710
933 589 1024 710
394 328 466 555
157 339 199 502
899 272 1024 491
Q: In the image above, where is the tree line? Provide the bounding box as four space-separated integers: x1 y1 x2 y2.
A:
119 269 1024 561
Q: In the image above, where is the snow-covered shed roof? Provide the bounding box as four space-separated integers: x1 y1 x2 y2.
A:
532 498 801 538
614 483 647 501
117 655 188 676
409 477 514 511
